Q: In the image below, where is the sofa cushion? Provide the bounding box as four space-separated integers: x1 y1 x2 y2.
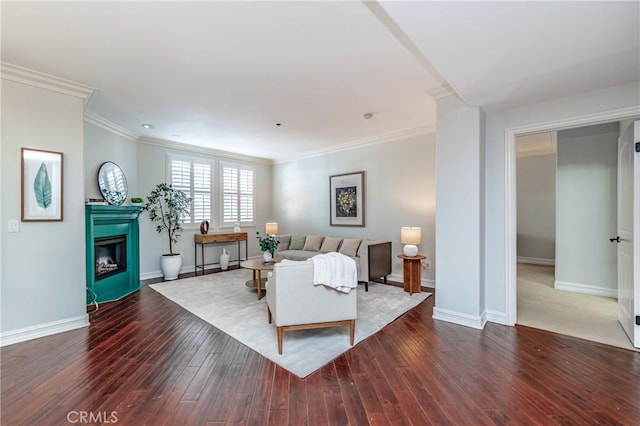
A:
319 237 342 253
289 234 307 250
277 250 318 261
339 238 362 257
277 235 291 251
303 235 324 251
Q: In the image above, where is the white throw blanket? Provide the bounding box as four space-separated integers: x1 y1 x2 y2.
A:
310 252 358 293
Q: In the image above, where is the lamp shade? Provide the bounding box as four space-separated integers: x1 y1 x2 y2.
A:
265 222 278 235
401 227 422 245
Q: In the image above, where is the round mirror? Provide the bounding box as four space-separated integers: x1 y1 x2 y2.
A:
98 161 128 205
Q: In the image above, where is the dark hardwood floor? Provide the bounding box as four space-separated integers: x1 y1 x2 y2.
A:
2 278 640 425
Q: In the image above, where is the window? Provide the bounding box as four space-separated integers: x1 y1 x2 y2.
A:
168 155 213 225
221 162 255 227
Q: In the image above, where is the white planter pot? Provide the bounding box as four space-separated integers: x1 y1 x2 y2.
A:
263 251 272 262
161 254 182 280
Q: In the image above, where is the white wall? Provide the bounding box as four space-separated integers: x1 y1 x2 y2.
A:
555 122 619 297
484 81 640 324
1 77 90 344
272 132 436 284
136 141 273 278
84 120 138 201
433 95 486 328
516 152 556 262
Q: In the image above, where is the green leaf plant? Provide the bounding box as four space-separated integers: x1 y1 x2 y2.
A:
143 183 192 256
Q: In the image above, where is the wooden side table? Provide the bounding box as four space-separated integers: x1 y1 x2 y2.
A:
398 254 426 295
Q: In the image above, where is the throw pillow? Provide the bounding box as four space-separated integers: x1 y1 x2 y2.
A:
303 235 324 251
277 235 291 251
339 238 362 257
289 234 306 250
319 237 342 253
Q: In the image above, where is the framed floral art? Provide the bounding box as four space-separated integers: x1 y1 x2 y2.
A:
329 171 365 227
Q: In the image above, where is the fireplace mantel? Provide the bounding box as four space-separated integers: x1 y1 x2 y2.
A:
85 205 142 304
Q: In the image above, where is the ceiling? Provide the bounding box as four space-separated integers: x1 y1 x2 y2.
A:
2 1 638 162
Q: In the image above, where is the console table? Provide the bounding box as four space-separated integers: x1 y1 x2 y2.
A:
194 232 248 275
398 254 426 295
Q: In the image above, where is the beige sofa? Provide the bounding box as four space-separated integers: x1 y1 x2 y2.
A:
266 260 357 354
276 234 392 291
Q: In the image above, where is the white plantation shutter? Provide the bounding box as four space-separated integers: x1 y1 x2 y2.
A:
168 155 213 225
221 163 255 226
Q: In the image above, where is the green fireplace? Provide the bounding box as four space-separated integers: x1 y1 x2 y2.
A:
86 205 143 304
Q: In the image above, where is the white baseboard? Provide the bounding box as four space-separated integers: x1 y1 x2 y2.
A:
432 307 487 329
554 280 617 298
517 256 555 266
486 309 507 325
0 314 89 347
388 273 435 288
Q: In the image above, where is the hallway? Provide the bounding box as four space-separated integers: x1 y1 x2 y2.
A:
517 263 637 351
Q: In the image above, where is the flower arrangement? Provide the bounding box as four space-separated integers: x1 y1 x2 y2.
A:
256 231 279 256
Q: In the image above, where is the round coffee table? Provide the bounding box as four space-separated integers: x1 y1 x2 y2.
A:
240 258 280 300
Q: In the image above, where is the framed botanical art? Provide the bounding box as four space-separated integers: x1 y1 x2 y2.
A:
21 148 63 221
330 171 365 227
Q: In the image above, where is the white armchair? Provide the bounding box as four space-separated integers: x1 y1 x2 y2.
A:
266 260 357 354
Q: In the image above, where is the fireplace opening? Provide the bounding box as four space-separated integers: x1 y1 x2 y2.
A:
95 235 127 280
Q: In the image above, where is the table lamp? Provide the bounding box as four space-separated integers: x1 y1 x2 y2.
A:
401 226 421 257
265 222 278 236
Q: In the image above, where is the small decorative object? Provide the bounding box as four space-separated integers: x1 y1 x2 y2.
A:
256 231 279 262
401 226 422 257
21 148 63 221
199 220 209 234
233 221 241 232
143 183 192 280
97 161 128 205
263 251 273 263
130 197 143 205
219 248 230 270
330 171 365 226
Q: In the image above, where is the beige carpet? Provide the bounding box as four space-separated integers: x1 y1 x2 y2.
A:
150 268 431 378
517 263 637 351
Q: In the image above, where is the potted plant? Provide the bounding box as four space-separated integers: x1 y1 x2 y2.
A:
143 183 192 280
256 231 280 263
130 197 143 206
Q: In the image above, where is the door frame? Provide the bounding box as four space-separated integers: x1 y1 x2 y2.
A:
504 106 640 326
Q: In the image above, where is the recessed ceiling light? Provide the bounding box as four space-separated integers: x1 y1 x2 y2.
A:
141 123 154 129
363 113 373 120
275 123 282 126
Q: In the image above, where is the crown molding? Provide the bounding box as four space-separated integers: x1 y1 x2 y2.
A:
137 137 273 165
1 62 94 104
84 111 140 142
275 124 436 164
427 83 457 100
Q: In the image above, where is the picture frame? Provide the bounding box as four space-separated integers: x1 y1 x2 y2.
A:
330 171 365 227
21 148 63 221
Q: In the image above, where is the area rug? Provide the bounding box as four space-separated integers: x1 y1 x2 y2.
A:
150 268 430 378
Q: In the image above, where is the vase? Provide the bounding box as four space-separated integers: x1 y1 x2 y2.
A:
160 254 182 281
263 251 272 262
220 248 230 271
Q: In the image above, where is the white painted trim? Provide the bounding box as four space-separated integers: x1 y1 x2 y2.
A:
505 106 640 327
275 124 436 164
0 314 89 347
388 273 435 288
486 309 507 325
138 136 272 165
517 256 555 266
433 307 487 329
84 111 140 142
1 62 94 103
554 280 617 298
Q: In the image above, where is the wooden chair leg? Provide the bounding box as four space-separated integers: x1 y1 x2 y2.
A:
277 327 284 355
349 319 355 346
